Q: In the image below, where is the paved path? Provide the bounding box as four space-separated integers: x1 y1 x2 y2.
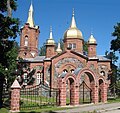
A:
54 102 120 113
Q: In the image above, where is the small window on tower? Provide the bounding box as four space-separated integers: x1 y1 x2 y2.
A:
24 36 28 46
73 43 76 49
68 43 72 49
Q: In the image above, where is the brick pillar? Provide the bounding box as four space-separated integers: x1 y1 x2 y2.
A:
70 83 79 105
59 80 66 106
10 79 21 112
101 83 107 103
91 82 98 104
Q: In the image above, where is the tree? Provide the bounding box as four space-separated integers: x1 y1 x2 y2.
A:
39 43 46 56
105 51 118 64
0 0 19 107
110 23 120 53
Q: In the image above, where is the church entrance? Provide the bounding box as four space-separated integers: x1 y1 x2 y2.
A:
77 69 97 104
66 77 75 105
79 81 92 104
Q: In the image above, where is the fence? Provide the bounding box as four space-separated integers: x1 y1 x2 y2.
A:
20 83 59 110
2 85 11 109
107 83 120 99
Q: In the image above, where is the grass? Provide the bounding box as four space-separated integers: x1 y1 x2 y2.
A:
108 97 120 103
20 106 71 113
0 108 9 113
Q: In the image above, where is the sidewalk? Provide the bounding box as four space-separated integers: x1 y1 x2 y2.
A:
54 102 120 113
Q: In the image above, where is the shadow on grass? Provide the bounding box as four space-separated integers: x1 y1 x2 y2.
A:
20 111 57 113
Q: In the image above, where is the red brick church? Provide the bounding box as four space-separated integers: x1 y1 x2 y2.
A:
18 3 111 105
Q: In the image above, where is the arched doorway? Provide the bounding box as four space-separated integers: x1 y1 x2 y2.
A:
58 73 78 106
99 79 107 102
66 78 74 105
99 79 103 102
79 73 93 104
77 68 98 104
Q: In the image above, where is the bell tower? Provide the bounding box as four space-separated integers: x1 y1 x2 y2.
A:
88 34 97 57
19 3 40 58
45 26 56 58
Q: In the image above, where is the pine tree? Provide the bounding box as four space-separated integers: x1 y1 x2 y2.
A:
0 0 19 107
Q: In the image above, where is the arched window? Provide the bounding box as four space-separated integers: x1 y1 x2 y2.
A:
70 69 74 73
23 72 27 85
100 71 105 76
36 72 43 85
24 36 28 46
63 69 68 74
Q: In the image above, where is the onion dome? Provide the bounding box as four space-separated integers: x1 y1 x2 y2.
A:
64 9 83 39
46 26 55 45
56 42 62 53
88 34 97 44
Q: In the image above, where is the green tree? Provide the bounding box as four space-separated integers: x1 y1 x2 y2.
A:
39 43 46 56
0 0 19 107
110 23 120 53
105 51 118 64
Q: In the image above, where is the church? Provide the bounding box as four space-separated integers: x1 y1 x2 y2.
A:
18 3 111 105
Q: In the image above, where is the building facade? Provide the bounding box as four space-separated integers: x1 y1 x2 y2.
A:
18 3 111 105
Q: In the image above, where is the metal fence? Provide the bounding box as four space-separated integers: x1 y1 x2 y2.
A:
2 86 11 109
107 83 120 99
20 83 59 110
79 81 92 104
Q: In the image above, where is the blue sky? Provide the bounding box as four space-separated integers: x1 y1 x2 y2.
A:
13 0 120 65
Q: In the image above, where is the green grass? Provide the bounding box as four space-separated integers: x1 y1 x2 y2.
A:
108 97 120 103
20 106 71 113
0 108 9 113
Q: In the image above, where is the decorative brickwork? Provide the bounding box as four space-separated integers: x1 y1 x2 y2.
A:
10 80 21 112
17 3 111 108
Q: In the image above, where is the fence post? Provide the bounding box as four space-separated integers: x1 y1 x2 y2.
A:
10 79 21 112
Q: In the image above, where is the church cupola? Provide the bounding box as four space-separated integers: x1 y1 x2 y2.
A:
63 9 84 53
56 42 62 54
88 33 97 57
46 26 55 45
18 3 40 58
46 26 56 58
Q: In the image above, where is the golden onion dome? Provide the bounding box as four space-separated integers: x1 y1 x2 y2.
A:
88 34 97 44
64 10 83 39
46 26 55 45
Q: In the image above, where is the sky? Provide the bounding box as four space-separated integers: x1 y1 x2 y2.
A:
13 0 120 65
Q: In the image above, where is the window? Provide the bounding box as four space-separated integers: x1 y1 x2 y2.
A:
100 71 105 76
71 69 74 73
68 43 72 49
63 69 68 74
73 43 76 49
68 43 76 49
23 72 27 85
24 36 28 46
36 72 43 85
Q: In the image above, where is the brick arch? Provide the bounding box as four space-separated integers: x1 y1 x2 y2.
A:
98 78 106 102
76 68 99 104
99 76 105 84
62 73 76 83
58 73 79 106
76 68 96 84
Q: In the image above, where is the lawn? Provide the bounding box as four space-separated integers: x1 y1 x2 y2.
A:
1 98 120 113
108 97 120 103
0 108 9 113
